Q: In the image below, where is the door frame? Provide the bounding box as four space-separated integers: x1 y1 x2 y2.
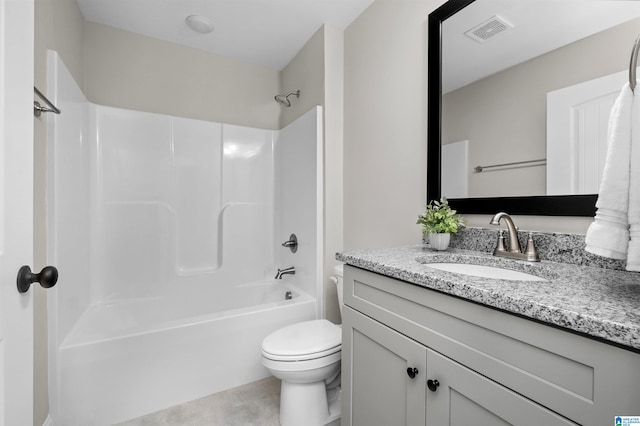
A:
0 0 35 424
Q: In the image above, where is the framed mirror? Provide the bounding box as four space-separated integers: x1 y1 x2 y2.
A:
427 0 640 216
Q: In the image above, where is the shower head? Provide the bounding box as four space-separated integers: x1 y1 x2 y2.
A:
274 90 300 107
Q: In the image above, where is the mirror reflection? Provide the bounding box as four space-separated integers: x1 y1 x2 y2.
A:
441 0 640 199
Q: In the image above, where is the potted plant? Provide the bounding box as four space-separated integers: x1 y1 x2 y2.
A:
417 197 466 250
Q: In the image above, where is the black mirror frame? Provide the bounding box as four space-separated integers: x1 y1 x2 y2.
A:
426 0 597 216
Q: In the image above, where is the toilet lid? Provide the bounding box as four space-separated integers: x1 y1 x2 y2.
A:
262 319 341 359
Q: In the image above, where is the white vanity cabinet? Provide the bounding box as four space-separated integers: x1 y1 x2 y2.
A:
341 265 640 426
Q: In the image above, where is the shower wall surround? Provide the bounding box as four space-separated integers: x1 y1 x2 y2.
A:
48 50 283 339
46 50 323 424
93 107 275 297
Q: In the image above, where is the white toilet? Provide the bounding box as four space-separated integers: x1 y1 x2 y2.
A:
261 264 344 426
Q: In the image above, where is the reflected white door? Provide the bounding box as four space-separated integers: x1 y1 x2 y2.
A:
0 0 35 425
547 69 628 195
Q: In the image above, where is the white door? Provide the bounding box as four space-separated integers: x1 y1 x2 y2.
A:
0 0 35 425
547 69 629 195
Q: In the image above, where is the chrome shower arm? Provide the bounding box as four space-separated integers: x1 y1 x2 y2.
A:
274 90 300 107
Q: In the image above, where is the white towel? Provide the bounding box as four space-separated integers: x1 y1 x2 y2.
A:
626 87 640 270
585 83 633 260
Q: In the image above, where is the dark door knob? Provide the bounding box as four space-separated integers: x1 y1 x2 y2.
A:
17 265 58 293
407 367 419 379
427 379 440 392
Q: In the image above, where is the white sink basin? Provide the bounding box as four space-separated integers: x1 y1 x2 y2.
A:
425 263 547 281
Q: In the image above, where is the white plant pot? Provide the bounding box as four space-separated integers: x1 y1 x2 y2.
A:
429 233 451 251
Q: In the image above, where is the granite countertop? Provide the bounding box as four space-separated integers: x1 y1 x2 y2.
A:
336 245 640 351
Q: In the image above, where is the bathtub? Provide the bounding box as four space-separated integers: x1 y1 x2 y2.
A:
51 281 316 426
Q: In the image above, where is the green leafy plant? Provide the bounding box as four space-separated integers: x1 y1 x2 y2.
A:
417 197 466 234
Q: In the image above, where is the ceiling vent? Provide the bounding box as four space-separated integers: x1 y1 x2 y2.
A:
465 15 513 43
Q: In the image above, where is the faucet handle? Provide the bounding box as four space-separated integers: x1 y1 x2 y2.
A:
524 232 540 261
281 234 298 253
494 229 507 254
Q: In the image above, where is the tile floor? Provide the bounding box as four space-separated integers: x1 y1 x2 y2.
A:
115 377 281 426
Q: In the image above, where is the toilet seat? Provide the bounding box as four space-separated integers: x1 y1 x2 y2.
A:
262 319 341 362
262 345 341 362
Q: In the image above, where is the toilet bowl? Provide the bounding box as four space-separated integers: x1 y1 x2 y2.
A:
261 264 344 426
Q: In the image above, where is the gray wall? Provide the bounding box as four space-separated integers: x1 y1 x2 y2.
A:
279 27 326 129
84 22 281 130
344 0 446 250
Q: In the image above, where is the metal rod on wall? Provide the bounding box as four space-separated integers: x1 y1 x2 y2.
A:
33 86 61 117
474 158 546 173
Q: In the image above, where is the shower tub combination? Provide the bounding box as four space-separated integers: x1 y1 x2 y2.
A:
56 282 315 424
46 51 323 425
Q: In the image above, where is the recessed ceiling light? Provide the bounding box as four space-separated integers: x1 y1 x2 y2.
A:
185 15 214 34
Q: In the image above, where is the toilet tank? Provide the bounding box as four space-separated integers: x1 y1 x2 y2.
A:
333 264 344 318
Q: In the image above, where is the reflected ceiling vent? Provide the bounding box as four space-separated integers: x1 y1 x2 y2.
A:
465 15 513 43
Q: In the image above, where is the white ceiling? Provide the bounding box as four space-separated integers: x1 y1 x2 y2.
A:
76 0 375 71
443 0 640 93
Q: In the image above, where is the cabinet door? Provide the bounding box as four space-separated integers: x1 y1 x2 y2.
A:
426 349 578 426
343 306 427 426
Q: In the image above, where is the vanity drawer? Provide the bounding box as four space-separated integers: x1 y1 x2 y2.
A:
344 265 640 426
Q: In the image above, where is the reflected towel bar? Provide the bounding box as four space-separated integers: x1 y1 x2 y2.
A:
630 34 640 93
34 86 61 117
474 158 546 173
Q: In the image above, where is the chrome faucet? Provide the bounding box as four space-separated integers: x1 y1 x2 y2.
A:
275 266 296 279
489 212 540 262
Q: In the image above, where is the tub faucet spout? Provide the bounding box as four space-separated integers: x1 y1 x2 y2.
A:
275 266 295 279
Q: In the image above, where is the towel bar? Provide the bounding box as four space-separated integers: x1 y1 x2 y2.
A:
34 86 61 117
474 158 546 173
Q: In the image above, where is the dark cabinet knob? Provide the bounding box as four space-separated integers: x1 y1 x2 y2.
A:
17 265 58 293
406 367 419 379
427 379 440 392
